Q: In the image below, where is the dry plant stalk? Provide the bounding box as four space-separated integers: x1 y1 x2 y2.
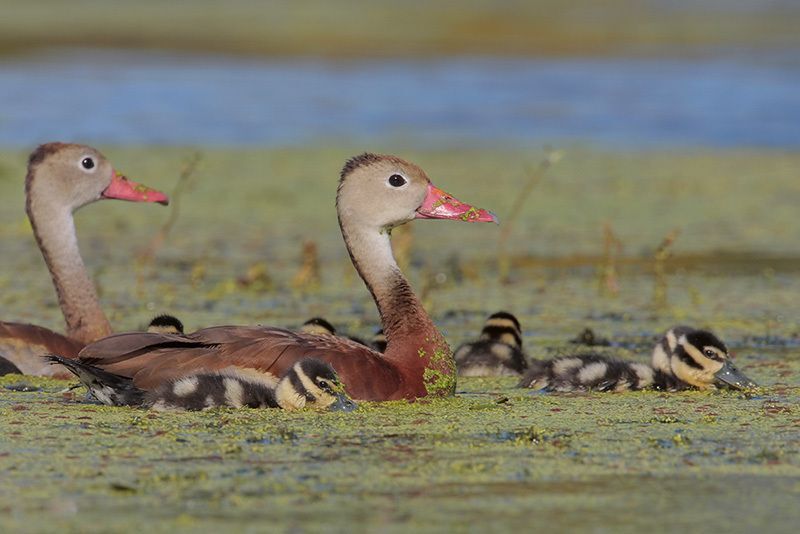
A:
497 148 563 283
652 229 681 309
137 152 203 265
292 239 321 291
238 261 273 292
598 222 623 296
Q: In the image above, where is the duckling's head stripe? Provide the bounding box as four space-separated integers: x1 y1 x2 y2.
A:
480 325 522 348
486 311 521 331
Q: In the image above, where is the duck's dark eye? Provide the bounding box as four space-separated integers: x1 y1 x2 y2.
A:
81 157 95 170
388 174 406 187
704 349 717 358
317 380 329 390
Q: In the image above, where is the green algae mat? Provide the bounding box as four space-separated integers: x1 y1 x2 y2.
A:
1 147 799 532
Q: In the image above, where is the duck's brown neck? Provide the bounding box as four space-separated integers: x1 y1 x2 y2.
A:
339 217 455 397
26 182 111 345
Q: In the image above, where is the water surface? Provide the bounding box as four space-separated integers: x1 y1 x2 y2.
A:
1 49 798 148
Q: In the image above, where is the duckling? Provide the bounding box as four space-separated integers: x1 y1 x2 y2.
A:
0 355 22 376
299 317 369 347
371 329 387 353
299 317 337 337
147 359 357 412
454 311 528 376
147 314 185 335
46 354 357 412
519 326 757 392
650 326 756 390
45 354 146 405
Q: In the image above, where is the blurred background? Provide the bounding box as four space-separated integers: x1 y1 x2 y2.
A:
1 0 798 148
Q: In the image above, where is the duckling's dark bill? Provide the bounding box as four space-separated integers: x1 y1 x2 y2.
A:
714 360 758 390
331 392 358 412
415 183 497 223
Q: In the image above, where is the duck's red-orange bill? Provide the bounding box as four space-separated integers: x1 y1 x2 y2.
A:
102 171 169 205
415 183 497 223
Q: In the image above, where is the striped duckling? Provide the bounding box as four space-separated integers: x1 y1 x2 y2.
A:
519 326 756 392
147 359 357 412
147 314 185 335
46 354 357 412
454 311 528 376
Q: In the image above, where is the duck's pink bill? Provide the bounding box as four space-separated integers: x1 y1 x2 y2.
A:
102 171 169 205
415 183 498 223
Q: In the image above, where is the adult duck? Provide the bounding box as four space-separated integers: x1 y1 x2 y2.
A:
0 143 168 376
70 153 496 401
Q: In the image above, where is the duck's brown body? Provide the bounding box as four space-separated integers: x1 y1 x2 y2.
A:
79 317 448 401
0 322 83 377
73 153 493 401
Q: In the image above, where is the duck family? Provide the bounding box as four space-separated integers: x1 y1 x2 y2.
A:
55 153 497 402
2 144 760 413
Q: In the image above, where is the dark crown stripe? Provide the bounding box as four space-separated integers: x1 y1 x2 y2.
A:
685 330 727 353
340 153 382 181
28 142 66 168
675 346 704 369
487 311 521 331
481 325 522 347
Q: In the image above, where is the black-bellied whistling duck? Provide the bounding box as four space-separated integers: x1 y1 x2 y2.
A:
0 143 168 377
63 153 497 401
147 314 185 335
454 311 528 376
519 326 757 392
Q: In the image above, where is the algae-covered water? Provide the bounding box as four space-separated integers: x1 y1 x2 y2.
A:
0 147 798 532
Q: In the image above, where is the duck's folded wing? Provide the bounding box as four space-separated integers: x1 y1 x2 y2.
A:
77 326 402 399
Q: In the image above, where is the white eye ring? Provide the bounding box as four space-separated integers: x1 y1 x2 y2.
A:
78 155 97 173
386 173 408 189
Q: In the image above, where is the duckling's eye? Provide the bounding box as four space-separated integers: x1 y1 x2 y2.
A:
703 349 719 359
81 157 95 170
388 174 407 188
317 379 329 390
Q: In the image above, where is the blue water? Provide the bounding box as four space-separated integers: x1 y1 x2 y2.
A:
0 49 798 148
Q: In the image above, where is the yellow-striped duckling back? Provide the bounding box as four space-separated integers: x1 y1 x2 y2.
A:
454 311 528 376
518 326 756 392
299 317 369 347
146 358 357 412
299 317 337 337
147 314 185 335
